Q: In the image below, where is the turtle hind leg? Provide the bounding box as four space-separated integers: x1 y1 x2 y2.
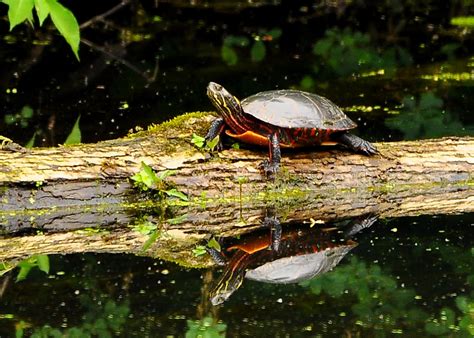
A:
336 132 378 155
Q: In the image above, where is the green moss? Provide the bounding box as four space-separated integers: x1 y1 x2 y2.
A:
127 111 215 139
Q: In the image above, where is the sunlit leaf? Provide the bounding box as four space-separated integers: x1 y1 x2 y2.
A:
64 115 81 145
142 230 160 252
45 0 80 60
192 245 207 257
158 169 176 181
131 162 159 189
34 0 50 25
250 40 266 62
165 188 188 201
191 133 205 148
16 262 33 282
25 131 36 148
207 238 221 252
451 16 474 28
36 254 50 274
206 135 220 151
5 0 35 31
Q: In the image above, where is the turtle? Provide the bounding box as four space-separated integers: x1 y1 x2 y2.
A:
205 82 377 176
206 215 377 305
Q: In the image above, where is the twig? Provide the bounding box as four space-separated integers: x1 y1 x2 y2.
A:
80 0 132 29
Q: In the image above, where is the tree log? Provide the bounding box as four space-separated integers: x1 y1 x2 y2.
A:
0 113 473 234
0 113 472 266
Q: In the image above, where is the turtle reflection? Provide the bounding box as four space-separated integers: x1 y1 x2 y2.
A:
207 215 377 305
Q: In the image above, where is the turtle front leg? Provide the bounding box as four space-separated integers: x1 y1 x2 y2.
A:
336 132 378 155
259 132 281 177
204 118 226 151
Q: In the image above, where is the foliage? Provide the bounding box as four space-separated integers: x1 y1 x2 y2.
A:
385 92 474 139
4 105 34 128
451 16 474 28
191 133 220 152
15 255 50 282
311 27 412 78
131 162 188 201
193 237 221 257
63 115 82 145
0 0 80 59
26 300 129 338
221 28 281 66
301 257 427 330
186 316 227 338
301 255 473 336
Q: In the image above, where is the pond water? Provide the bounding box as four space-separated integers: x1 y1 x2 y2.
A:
0 1 473 337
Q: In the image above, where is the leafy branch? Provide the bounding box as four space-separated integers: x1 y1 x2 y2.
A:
1 0 80 59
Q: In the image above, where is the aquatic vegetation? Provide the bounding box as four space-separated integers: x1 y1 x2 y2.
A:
186 316 227 338
385 92 474 140
311 27 413 78
221 29 282 66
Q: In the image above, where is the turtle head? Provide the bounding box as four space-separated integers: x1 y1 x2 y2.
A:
207 82 243 119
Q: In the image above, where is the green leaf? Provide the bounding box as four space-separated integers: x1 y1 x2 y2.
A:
250 40 266 62
456 296 469 313
142 230 160 252
191 133 205 148
451 16 474 28
157 169 176 181
64 115 81 145
207 238 221 251
21 105 34 119
6 0 35 31
221 45 238 66
206 135 220 151
16 263 33 282
167 214 188 225
25 131 36 148
36 254 50 274
192 245 207 257
131 162 159 189
165 188 188 201
45 0 80 60
34 0 50 26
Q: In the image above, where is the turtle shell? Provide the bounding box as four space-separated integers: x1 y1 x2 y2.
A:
241 90 357 131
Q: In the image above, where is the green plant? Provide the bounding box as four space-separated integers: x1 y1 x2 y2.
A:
1 0 80 59
192 237 221 257
64 115 81 145
186 316 227 338
221 28 281 66
130 162 188 201
311 27 412 78
385 92 474 139
16 254 50 282
191 133 220 152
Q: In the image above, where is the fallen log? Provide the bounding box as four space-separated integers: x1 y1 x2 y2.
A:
0 112 473 236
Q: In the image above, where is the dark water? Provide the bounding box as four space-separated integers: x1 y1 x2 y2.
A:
0 214 472 336
0 1 473 337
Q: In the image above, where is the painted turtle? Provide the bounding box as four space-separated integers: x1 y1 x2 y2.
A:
207 215 377 305
205 82 377 176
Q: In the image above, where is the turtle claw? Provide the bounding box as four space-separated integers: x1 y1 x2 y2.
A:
259 159 279 178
